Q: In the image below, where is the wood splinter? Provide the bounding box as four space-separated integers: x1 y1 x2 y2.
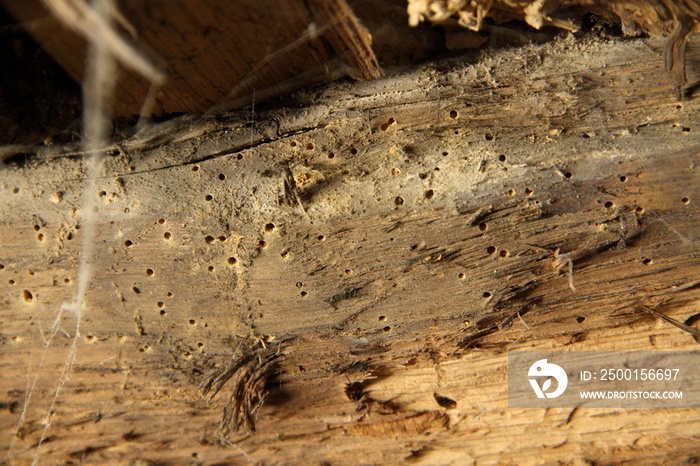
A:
552 248 576 292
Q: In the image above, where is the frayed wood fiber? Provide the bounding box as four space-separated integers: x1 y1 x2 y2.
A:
200 338 283 435
408 0 700 94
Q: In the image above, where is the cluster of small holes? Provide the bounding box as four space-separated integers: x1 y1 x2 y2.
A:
137 344 151 353
159 300 166 316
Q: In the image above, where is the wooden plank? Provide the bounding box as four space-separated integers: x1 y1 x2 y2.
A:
1 34 699 463
1 0 382 117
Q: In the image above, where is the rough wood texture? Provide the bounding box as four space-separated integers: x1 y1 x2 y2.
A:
1 33 699 464
1 0 384 117
408 0 700 93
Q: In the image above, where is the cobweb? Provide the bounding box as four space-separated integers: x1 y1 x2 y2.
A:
4 0 163 463
2 0 693 463
1 1 380 463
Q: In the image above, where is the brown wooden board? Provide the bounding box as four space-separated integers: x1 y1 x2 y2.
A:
1 0 383 117
1 33 699 464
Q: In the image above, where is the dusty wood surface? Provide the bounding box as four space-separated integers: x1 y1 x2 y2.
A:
1 33 700 464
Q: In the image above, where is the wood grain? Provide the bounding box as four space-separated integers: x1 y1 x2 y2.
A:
1 0 383 117
1 34 699 464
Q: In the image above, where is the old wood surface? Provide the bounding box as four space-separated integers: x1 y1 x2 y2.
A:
1 34 700 464
1 0 384 117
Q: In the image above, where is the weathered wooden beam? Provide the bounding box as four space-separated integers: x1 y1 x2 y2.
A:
1 0 383 117
1 33 699 463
